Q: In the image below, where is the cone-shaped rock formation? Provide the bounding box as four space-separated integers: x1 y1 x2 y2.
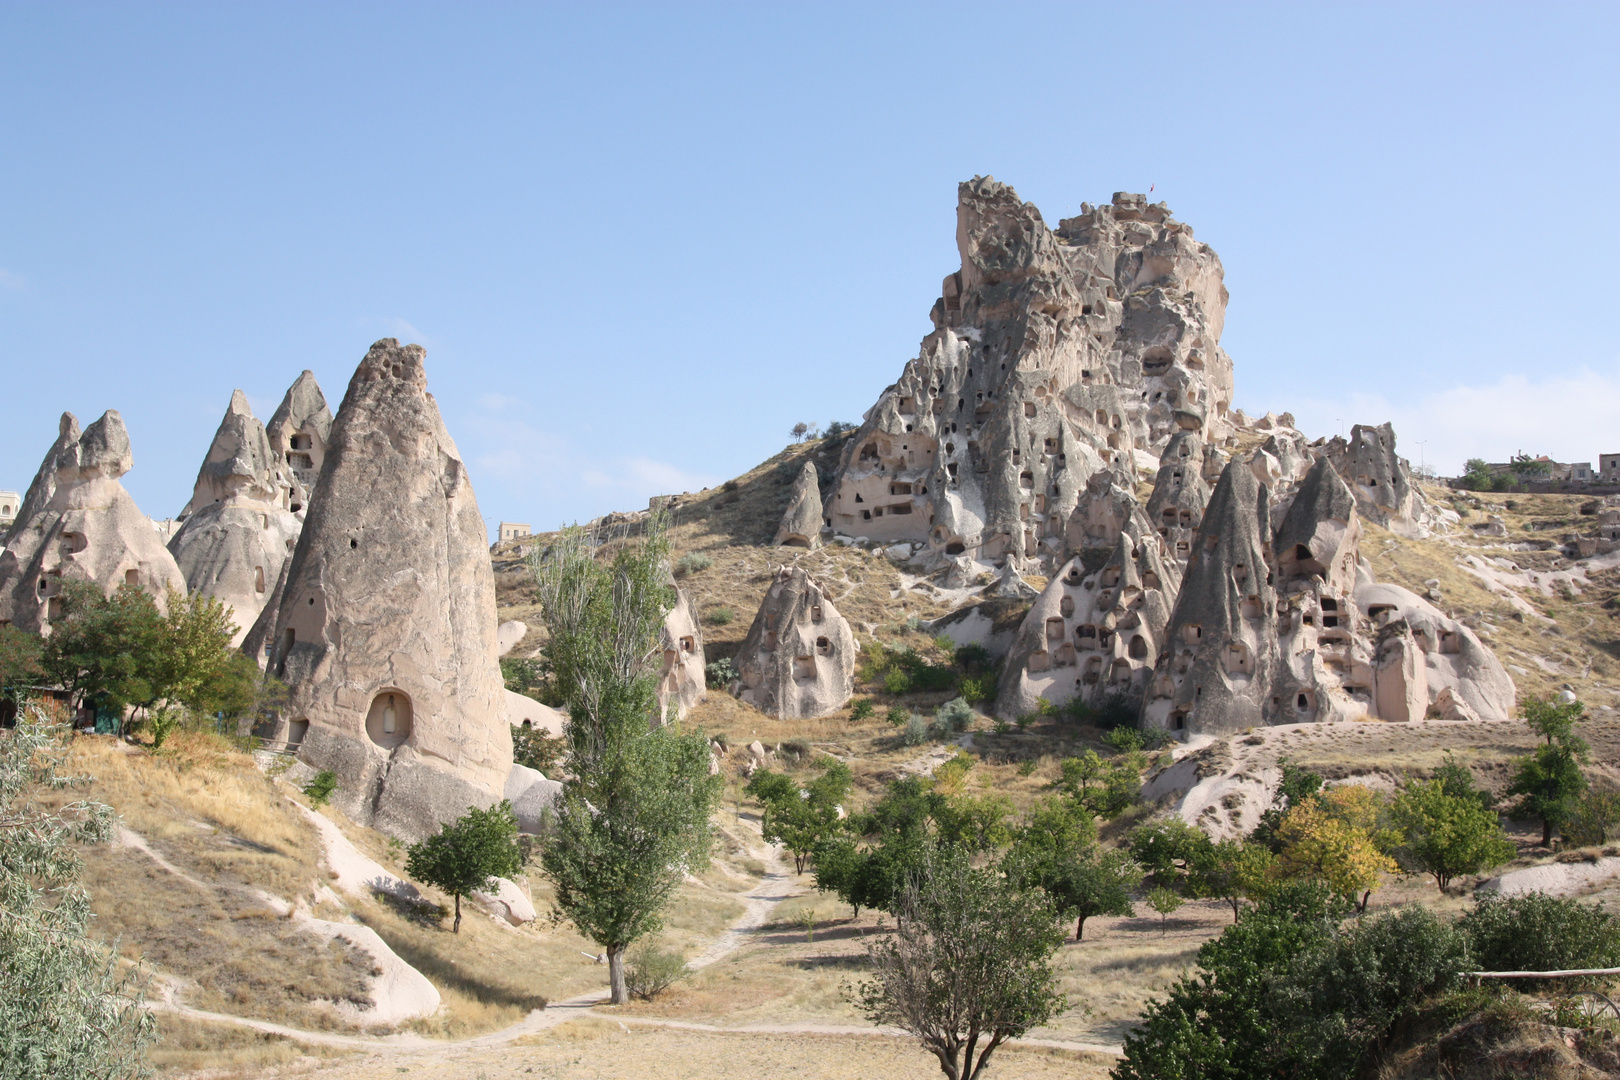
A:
733 566 855 718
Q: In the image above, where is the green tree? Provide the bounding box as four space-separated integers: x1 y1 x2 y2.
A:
531 515 720 1003
1193 839 1276 922
1388 779 1516 890
1509 453 1551 480
1249 760 1324 852
39 580 165 720
0 706 156 1077
1507 743 1589 846
746 759 853 874
1432 752 1495 811
405 801 524 933
1461 892 1620 974
1562 788 1620 847
0 624 44 714
147 590 249 718
857 847 1065 1080
510 724 566 775
1128 817 1214 893
1057 749 1142 819
1522 694 1587 748
1004 798 1139 941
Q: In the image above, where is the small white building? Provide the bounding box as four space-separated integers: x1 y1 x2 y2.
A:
1602 454 1620 482
0 490 18 532
498 522 532 542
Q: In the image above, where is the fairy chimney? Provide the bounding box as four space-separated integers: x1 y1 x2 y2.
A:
774 461 824 548
733 565 855 719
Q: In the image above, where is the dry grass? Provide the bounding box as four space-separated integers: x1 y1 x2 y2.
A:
147 1014 354 1075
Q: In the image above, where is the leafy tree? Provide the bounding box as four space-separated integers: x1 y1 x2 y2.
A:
39 580 165 719
1147 886 1183 931
1193 838 1276 922
406 800 524 933
1509 453 1551 479
0 624 44 715
857 847 1065 1080
1507 743 1588 845
531 515 720 1002
1432 752 1494 811
302 770 339 808
1249 760 1324 852
746 759 852 874
510 724 567 775
147 590 250 718
1057 749 1142 819
1388 779 1516 890
790 421 811 442
1275 794 1396 911
1128 817 1214 893
1522 694 1587 748
1461 892 1620 974
1004 798 1138 940
1114 881 1345 1080
0 706 156 1077
1562 787 1620 847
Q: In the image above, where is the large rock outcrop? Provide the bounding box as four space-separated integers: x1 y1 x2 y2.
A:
0 411 186 634
167 390 303 645
1355 582 1515 720
827 179 1235 571
1325 422 1422 537
733 566 855 718
264 340 511 841
657 586 707 721
774 462 824 548
265 370 333 514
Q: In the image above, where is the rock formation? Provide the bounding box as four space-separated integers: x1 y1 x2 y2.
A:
1355 582 1515 721
167 390 303 645
774 462 824 548
263 339 512 841
657 586 707 721
827 178 1235 571
733 565 855 718
0 411 186 634
1324 422 1422 537
265 370 333 514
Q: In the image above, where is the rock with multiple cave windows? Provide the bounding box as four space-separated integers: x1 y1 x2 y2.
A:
166 389 304 647
773 461 824 549
827 177 1236 572
732 565 855 719
1354 582 1515 721
0 410 186 634
260 339 512 842
657 585 707 722
265 369 333 515
1324 421 1424 537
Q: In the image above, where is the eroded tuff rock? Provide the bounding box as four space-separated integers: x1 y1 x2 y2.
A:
0 411 186 634
1325 422 1422 537
167 390 303 645
657 585 707 721
828 179 1235 571
1355 582 1515 721
733 565 855 718
263 340 511 841
774 462 824 548
265 370 333 515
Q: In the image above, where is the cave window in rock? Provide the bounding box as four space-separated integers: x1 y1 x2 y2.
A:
1223 641 1254 677
1233 564 1248 585
1101 567 1122 588
1024 402 1036 418
680 636 696 654
1171 710 1187 730
1076 623 1099 648
1162 507 1178 523
1047 643 1073 668
890 482 912 496
1028 649 1051 673
1019 471 1034 490
46 597 63 621
1182 624 1202 644
1439 630 1461 655
366 691 413 749
945 541 966 555
255 566 266 594
1065 566 1083 585
764 631 777 652
1059 595 1074 618
815 636 832 657
793 655 817 680
125 569 139 586
1141 347 1172 374
888 503 912 516
1024 532 1037 557
1129 634 1148 660
1295 691 1315 715
899 396 916 415
1107 433 1120 450
60 532 86 554
1144 571 1161 590
1109 659 1132 685
1020 503 1030 522
862 509 872 520
286 719 309 748
811 604 824 623
1082 656 1103 685
873 508 884 517
1045 617 1066 643
1241 595 1263 620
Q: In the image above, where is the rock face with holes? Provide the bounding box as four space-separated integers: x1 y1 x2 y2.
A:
732 565 855 718
657 585 707 721
264 339 511 841
167 390 304 646
0 411 186 634
774 461 824 548
1324 422 1423 537
827 177 1236 571
265 370 333 515
1354 582 1515 720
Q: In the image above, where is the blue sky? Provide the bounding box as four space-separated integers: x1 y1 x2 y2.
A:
3 3 1616 535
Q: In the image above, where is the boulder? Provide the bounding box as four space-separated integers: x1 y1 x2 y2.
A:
472 876 535 926
504 763 563 834
504 689 566 737
496 620 527 657
264 339 512 841
1355 582 1516 721
167 390 304 646
774 461 824 548
1431 685 1482 723
0 411 186 634
733 566 856 718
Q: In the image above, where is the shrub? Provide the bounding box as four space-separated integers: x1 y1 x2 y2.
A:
883 667 912 695
953 643 993 673
902 713 928 747
903 615 926 633
1461 892 1620 975
705 606 734 626
885 705 909 727
959 673 998 704
302 770 339 807
993 719 1011 735
932 634 955 653
705 657 738 688
849 698 876 722
624 943 689 1000
824 420 858 437
935 697 975 733
1563 788 1620 847
511 724 566 775
673 552 713 578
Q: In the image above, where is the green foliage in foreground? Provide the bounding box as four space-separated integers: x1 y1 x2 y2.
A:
511 723 567 775
0 708 156 1078
1460 891 1620 975
405 801 524 933
1388 779 1516 890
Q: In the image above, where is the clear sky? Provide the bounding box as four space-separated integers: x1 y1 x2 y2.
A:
2 3 1616 535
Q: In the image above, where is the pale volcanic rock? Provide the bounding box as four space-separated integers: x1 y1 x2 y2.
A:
265 339 512 841
167 390 303 646
828 179 1234 571
1144 430 1212 568
657 586 707 722
1325 422 1423 537
1355 582 1516 721
733 565 855 718
3 413 80 546
774 462 824 548
1373 619 1429 724
265 370 333 515
496 620 527 657
0 410 186 634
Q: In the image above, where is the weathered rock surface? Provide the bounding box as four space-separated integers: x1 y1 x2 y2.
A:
657 586 706 721
504 763 563 835
1355 582 1516 720
264 339 512 841
828 178 1235 571
774 462 824 548
167 390 303 645
505 689 565 737
1325 422 1422 537
265 370 333 514
496 620 527 657
0 411 186 634
733 566 855 718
